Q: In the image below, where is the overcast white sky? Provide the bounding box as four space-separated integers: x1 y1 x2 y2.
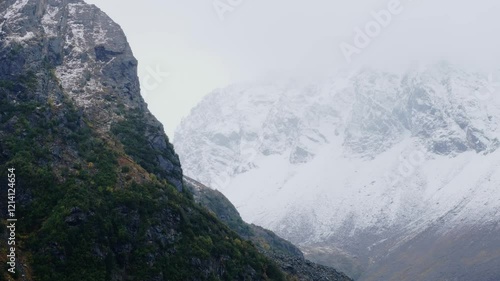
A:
85 0 500 136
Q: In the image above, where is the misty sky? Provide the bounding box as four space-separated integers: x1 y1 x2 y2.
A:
84 0 500 136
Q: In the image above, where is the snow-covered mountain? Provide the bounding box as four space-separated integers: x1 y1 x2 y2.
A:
174 63 500 280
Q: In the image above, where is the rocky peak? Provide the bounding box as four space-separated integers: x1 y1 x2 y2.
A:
345 66 500 157
176 65 500 189
174 65 500 280
1 0 183 189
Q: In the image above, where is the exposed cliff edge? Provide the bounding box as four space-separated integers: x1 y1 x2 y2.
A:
0 1 326 280
1 0 183 190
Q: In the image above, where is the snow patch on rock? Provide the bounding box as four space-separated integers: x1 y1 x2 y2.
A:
175 65 500 247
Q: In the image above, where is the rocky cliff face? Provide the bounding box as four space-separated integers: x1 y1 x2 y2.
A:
0 1 297 280
1 0 183 190
174 65 500 280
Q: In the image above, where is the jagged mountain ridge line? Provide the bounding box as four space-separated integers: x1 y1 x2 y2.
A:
174 64 500 280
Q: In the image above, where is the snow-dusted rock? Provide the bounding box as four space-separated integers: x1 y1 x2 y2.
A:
0 0 183 190
175 64 500 280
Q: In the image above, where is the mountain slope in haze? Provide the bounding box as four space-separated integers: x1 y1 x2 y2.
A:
0 1 292 280
184 176 353 281
185 176 303 258
174 65 500 281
